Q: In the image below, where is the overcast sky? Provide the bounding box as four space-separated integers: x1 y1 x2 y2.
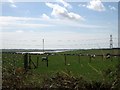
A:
0 0 118 49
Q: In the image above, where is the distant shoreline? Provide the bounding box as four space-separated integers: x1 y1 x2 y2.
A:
1 48 120 53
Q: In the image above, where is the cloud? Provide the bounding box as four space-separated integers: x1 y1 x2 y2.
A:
0 16 54 31
0 16 41 22
67 12 84 20
57 0 72 8
46 2 84 21
78 4 86 7
86 0 105 12
41 14 50 20
109 5 117 11
0 16 106 30
11 4 17 8
8 0 14 3
16 30 24 33
8 0 17 8
46 3 68 17
1 22 53 30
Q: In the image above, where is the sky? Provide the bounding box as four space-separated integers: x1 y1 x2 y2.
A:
0 0 118 49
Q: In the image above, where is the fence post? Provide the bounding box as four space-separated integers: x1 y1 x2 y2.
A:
29 55 31 69
102 55 104 61
111 54 113 61
89 55 91 63
64 54 67 65
78 54 80 63
46 56 48 67
24 53 29 70
37 57 39 67
13 53 16 74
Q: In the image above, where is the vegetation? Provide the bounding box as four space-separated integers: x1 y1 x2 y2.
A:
2 49 120 89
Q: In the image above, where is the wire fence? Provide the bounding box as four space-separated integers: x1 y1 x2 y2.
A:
2 49 120 71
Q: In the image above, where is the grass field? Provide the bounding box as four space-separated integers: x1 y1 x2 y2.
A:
2 49 120 82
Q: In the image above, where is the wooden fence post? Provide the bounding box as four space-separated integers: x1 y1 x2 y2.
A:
46 56 48 67
78 54 80 63
24 53 29 70
29 55 31 69
89 55 91 63
42 56 49 67
13 53 16 74
64 54 67 65
102 55 104 61
37 57 39 67
111 55 113 61
46 59 48 67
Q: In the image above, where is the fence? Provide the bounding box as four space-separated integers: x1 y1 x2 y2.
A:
2 50 120 72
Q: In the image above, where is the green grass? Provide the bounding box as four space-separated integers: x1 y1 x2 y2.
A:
2 49 119 81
